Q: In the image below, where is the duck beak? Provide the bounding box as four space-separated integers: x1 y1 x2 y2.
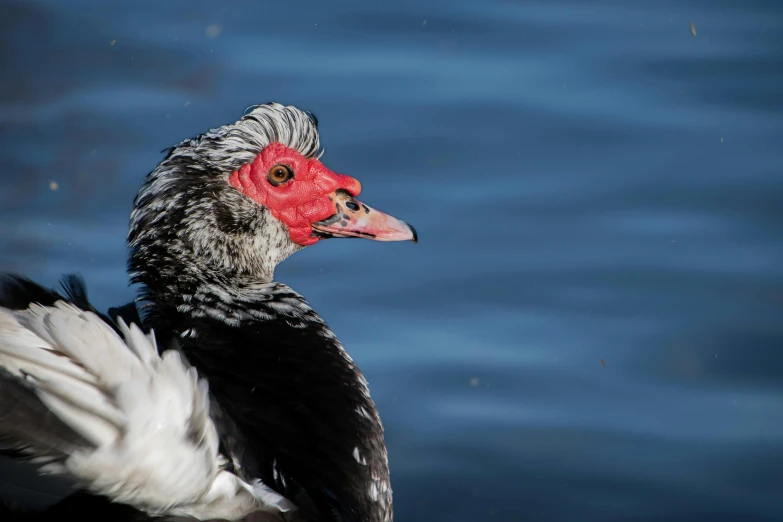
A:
312 190 417 243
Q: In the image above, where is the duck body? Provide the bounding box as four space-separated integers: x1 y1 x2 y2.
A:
141 281 393 522
0 103 414 522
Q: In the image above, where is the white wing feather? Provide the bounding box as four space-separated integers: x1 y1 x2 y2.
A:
0 301 293 520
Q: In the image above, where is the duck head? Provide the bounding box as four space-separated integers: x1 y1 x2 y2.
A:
128 103 415 288
227 141 416 246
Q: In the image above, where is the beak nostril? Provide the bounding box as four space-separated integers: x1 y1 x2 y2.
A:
345 200 360 212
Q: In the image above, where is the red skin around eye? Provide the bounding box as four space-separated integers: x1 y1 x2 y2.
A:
228 143 362 245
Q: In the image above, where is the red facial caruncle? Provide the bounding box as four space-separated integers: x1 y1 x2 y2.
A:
228 143 416 246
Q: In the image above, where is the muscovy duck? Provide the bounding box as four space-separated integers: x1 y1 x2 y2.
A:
0 103 416 522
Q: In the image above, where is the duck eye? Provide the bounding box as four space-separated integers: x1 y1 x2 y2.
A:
267 165 293 186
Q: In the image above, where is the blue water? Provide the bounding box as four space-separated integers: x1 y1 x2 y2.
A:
2 0 783 520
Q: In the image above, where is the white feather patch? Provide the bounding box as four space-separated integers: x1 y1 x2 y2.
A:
0 302 293 520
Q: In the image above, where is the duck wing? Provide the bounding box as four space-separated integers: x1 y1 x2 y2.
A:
0 275 292 521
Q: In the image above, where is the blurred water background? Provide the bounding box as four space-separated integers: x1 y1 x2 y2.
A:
1 1 782 520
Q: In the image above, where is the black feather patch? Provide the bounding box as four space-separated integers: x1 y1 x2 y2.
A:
58 274 90 309
0 368 94 459
0 275 62 310
0 273 121 334
58 274 117 329
0 491 157 522
108 302 144 330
